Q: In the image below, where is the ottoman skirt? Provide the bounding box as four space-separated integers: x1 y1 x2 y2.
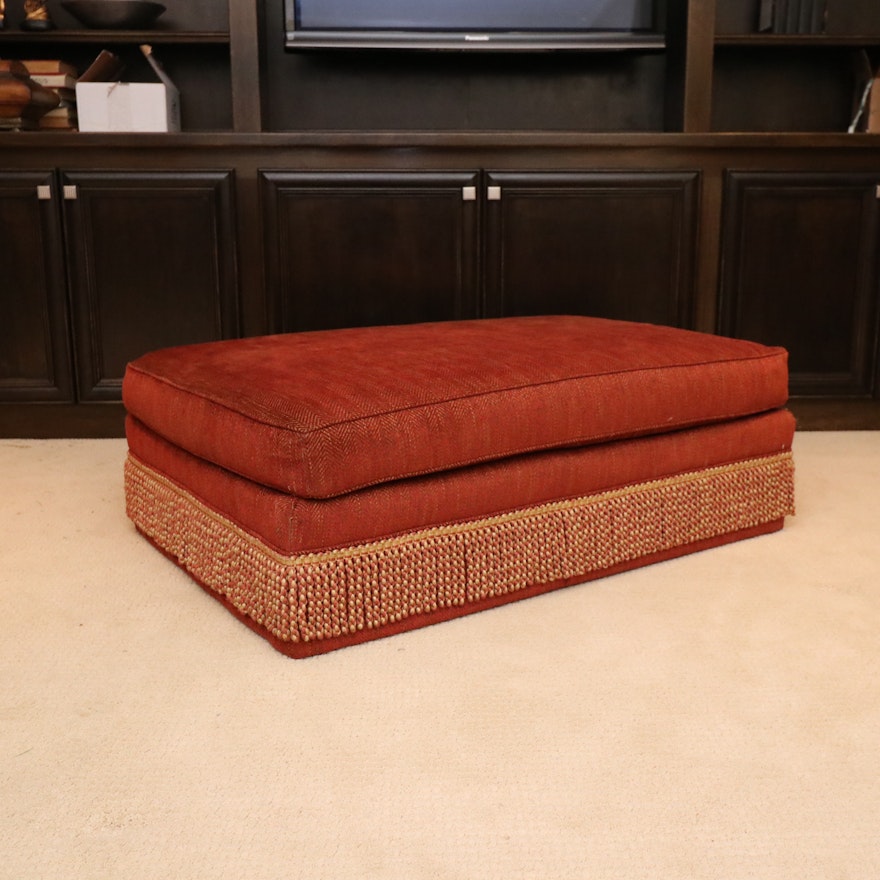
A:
125 410 795 658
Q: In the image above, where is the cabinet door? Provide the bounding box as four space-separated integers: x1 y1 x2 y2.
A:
0 172 73 402
720 172 879 397
63 171 239 402
261 171 480 332
484 171 700 327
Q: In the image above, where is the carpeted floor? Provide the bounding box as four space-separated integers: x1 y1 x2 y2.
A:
1 432 879 879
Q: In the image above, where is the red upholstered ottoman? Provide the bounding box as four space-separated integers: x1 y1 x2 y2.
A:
122 316 795 657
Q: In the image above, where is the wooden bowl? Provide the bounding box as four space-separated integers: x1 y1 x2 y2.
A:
61 0 166 29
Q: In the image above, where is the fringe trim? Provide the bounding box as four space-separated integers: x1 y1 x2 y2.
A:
125 451 795 647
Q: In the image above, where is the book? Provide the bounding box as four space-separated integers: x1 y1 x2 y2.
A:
42 102 77 119
810 0 827 34
20 59 79 78
799 0 813 33
787 0 802 33
38 115 78 130
796 0 826 34
36 95 78 130
758 0 775 33
46 87 76 103
78 50 124 84
773 0 789 33
773 0 816 33
29 73 77 90
0 59 61 121
0 117 40 131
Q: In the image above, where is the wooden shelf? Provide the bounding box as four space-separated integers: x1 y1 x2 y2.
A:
716 34 880 46
0 29 230 45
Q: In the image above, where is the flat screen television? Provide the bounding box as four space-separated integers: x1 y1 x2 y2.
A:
284 0 662 51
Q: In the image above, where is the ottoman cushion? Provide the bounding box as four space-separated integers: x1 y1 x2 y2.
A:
123 316 789 499
123 316 796 657
126 408 794 556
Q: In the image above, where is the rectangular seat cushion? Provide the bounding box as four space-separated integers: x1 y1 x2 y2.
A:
122 316 796 657
123 316 790 499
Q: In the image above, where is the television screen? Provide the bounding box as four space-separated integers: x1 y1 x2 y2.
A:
285 0 660 51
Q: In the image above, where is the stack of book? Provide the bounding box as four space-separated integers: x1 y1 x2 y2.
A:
0 60 60 130
21 60 79 130
759 0 827 34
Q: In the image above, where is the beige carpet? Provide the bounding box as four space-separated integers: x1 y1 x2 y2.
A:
1 432 879 879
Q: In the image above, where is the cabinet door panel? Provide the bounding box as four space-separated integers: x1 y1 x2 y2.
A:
63 171 239 402
485 171 699 328
261 171 480 332
720 172 879 397
0 172 73 402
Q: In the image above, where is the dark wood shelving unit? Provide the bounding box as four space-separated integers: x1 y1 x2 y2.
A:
2 0 880 435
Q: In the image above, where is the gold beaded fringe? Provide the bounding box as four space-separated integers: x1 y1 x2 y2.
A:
125 452 795 647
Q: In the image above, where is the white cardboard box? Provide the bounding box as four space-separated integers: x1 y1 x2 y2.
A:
76 47 180 133
76 81 180 133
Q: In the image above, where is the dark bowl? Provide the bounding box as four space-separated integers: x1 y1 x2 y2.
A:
61 0 166 29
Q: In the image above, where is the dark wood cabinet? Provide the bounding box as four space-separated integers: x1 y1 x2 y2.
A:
0 168 238 419
484 171 700 327
0 171 73 402
62 170 240 400
261 169 700 332
720 171 880 396
261 171 480 331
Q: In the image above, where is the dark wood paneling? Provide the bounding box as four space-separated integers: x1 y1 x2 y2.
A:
63 170 239 402
162 46 234 132
824 0 880 35
712 48 854 133
261 171 481 332
714 0 759 34
264 51 668 134
0 172 73 403
789 398 880 430
0 403 126 439
720 171 880 396
665 0 716 132
484 171 700 328
230 0 264 131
